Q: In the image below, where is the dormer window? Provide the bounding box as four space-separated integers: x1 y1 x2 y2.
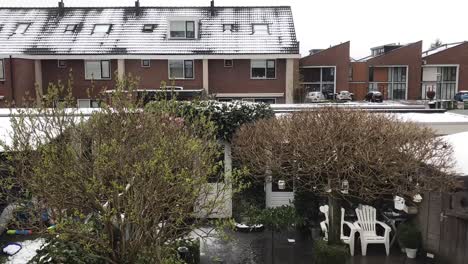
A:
252 24 269 35
93 24 112 34
223 24 233 32
143 24 156 32
15 23 30 34
65 24 77 32
169 20 195 39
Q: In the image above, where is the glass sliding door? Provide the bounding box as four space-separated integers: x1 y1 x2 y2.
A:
388 67 407 100
437 67 457 100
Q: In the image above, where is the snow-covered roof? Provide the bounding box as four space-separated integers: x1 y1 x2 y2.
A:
442 132 468 176
422 42 467 57
0 6 299 56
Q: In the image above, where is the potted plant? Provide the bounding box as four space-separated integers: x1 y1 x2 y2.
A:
398 222 422 259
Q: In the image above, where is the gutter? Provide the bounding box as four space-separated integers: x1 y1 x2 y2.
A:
9 55 14 103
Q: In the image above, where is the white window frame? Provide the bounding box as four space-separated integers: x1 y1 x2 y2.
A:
168 20 196 39
224 59 233 68
0 59 4 80
223 24 233 32
92 24 112 34
57 60 67 68
65 24 77 32
252 24 269 35
142 24 156 32
168 60 195 80
84 60 111 80
77 99 101 108
250 59 276 80
141 59 151 68
15 23 30 34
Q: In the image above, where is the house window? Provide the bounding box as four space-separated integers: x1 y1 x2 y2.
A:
0 59 4 80
254 98 276 104
15 23 30 34
92 24 111 34
143 24 156 32
251 59 276 79
78 99 101 108
85 60 111 80
57 60 67 68
223 24 233 32
387 67 407 100
300 67 336 97
141 59 151 68
348 65 353 81
218 98 233 102
65 24 77 32
169 21 195 39
252 24 269 34
224 60 233 68
168 60 194 79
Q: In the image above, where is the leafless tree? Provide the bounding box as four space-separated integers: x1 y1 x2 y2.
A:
232 108 456 244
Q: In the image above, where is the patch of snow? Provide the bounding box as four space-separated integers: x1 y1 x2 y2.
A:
394 112 468 123
442 132 468 176
3 243 21 255
6 239 46 264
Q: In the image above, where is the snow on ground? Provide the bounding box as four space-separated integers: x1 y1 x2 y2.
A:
394 112 468 123
442 132 468 176
6 238 45 264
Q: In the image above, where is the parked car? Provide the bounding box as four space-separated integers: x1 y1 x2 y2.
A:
305 91 326 103
454 90 468 102
365 91 383 102
336 91 354 101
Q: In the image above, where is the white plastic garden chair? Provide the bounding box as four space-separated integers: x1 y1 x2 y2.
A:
354 205 391 256
319 205 357 256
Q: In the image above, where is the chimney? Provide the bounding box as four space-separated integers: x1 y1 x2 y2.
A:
135 0 141 16
210 0 215 16
58 0 65 17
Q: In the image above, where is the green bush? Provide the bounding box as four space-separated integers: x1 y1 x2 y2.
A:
293 190 321 228
146 100 274 141
30 237 105 264
397 222 422 249
313 240 349 264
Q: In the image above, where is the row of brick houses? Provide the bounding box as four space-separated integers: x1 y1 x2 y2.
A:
0 1 300 107
0 1 467 106
300 41 468 101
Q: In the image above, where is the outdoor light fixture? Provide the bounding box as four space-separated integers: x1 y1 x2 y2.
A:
413 194 423 203
341 180 349 194
278 180 286 190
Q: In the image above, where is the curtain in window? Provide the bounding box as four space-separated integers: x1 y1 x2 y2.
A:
169 60 184 78
85 61 101 79
251 60 266 78
170 21 186 38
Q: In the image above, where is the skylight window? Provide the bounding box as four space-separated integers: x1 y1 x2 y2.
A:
65 24 77 32
223 24 233 32
15 23 30 34
252 24 269 35
143 24 156 32
93 24 111 34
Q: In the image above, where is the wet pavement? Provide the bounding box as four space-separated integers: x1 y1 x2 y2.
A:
200 229 424 264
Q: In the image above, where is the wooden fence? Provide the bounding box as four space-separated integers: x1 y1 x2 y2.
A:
418 185 468 264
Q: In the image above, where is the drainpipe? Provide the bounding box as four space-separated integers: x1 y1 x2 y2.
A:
9 55 14 103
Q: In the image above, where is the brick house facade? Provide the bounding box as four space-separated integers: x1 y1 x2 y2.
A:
0 3 300 107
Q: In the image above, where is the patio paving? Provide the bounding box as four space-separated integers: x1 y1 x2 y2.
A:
200 229 424 264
